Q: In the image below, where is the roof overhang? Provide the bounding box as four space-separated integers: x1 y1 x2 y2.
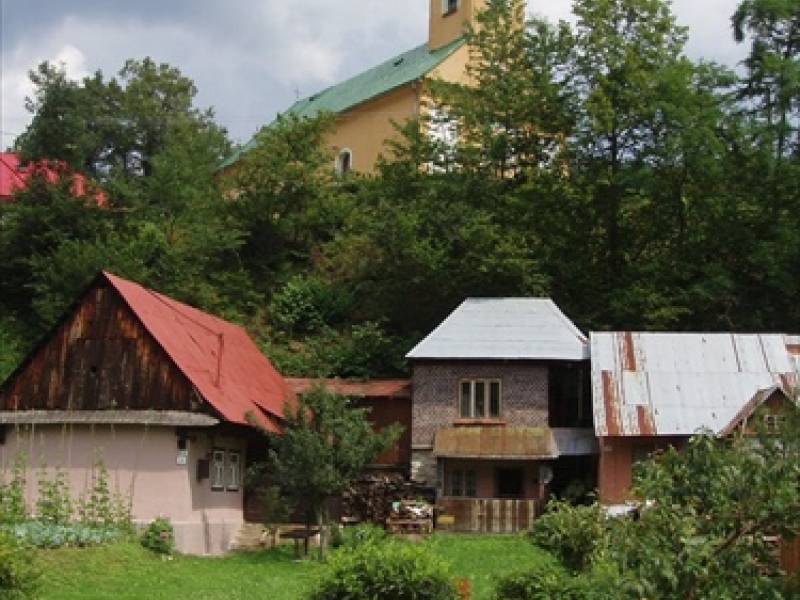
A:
433 426 558 460
0 410 219 427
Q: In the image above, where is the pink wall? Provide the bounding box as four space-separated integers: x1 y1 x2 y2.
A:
0 423 246 555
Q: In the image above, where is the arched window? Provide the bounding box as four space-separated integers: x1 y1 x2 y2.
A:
335 148 352 175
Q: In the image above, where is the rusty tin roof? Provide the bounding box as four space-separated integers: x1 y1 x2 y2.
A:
407 298 589 361
105 272 294 430
433 427 557 459
592 332 800 437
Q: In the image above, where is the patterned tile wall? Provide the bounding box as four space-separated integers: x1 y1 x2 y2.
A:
411 362 549 448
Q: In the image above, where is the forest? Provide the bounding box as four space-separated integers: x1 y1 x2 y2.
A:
2 0 799 381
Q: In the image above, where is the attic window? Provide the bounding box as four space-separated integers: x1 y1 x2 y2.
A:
763 413 785 433
335 149 352 175
442 0 459 15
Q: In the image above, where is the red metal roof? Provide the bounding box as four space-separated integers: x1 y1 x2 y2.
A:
104 272 294 430
285 378 411 399
0 152 106 205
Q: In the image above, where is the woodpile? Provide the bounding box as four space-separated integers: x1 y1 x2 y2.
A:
386 499 434 534
340 473 434 528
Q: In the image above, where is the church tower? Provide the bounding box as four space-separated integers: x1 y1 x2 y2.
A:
428 0 487 50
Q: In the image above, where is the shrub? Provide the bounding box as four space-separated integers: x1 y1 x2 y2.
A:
494 562 577 600
307 540 458 600
0 454 29 524
528 500 606 572
0 529 41 599
140 516 175 555
76 458 132 529
328 522 387 550
36 466 73 525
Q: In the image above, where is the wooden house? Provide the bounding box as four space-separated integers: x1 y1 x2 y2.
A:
406 298 598 532
0 271 294 554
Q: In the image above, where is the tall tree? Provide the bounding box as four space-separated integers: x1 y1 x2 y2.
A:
231 112 350 293
733 0 800 166
569 0 689 288
430 0 574 178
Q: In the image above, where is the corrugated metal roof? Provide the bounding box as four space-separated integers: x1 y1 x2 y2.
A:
433 426 557 459
406 298 589 361
285 378 411 399
105 272 293 430
592 332 799 437
218 39 464 171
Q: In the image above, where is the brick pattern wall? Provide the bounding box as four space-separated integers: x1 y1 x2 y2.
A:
411 449 438 485
411 362 549 448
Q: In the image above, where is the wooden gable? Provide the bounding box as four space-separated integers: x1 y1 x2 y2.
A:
1 279 202 415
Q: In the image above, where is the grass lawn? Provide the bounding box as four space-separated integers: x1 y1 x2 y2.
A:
35 533 550 600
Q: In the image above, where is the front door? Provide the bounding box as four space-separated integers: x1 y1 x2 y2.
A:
496 467 524 499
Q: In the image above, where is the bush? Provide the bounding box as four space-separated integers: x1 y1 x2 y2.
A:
528 501 606 572
140 516 175 555
494 562 620 600
328 522 387 550
0 529 41 599
307 540 458 600
494 562 578 600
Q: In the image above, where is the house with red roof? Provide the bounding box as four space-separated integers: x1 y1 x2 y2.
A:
0 151 106 205
0 271 294 554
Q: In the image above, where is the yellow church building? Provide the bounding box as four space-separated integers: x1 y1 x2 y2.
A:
220 0 488 175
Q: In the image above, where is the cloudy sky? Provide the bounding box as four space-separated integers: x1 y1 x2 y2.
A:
1 0 745 149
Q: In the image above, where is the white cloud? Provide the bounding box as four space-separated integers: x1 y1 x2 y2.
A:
0 0 750 148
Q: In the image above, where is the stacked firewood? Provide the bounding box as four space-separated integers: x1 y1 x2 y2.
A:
341 474 432 525
385 499 434 534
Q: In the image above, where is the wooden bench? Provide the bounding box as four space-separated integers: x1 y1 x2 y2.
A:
280 528 320 559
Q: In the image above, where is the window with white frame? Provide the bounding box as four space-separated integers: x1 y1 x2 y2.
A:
460 379 501 418
442 0 459 15
227 451 241 491
211 450 225 490
450 468 477 497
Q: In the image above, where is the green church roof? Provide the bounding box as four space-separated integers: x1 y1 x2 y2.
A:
218 38 465 171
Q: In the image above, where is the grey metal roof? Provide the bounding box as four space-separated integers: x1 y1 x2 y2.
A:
591 332 800 437
406 298 589 361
